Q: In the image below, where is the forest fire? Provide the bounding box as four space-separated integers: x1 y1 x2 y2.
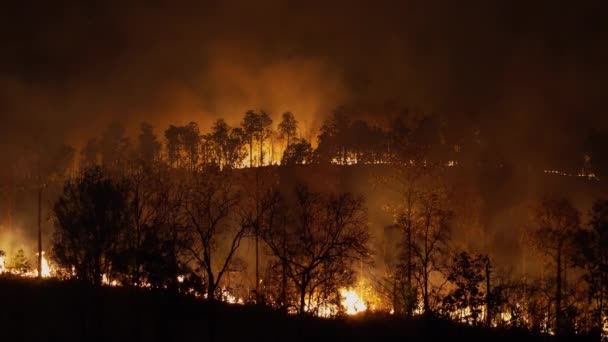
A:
0 249 53 278
0 252 5 273
340 288 367 315
0 1 606 340
36 252 51 278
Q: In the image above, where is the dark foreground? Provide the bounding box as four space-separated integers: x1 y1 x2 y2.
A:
0 277 591 342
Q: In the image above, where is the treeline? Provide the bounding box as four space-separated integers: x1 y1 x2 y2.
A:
50 163 370 316
380 163 608 338
78 108 467 173
38 146 608 340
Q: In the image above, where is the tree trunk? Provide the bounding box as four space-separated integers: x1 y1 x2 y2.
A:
259 137 264 166
281 225 287 310
299 280 306 315
406 221 412 318
423 265 429 314
37 185 42 279
207 269 215 301
249 139 253 167
392 275 397 315
556 248 563 334
485 259 491 326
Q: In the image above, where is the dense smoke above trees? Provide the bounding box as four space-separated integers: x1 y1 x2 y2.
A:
1 1 608 340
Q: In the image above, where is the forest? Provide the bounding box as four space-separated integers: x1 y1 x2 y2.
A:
1 108 607 341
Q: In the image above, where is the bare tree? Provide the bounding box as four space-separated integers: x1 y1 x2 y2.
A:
412 188 452 314
577 199 608 336
529 196 581 335
182 169 245 300
262 185 371 315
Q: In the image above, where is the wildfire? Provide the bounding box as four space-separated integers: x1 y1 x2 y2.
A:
102 273 119 286
221 289 244 305
0 254 5 273
340 288 367 315
35 252 51 278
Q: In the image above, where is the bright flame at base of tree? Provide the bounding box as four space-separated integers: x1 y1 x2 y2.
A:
340 288 367 315
34 252 51 278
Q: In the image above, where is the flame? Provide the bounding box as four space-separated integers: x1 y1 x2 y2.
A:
34 251 52 278
340 288 367 315
0 254 5 273
102 273 119 286
221 288 244 305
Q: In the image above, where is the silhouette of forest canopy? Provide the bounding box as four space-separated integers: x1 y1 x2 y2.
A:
1 108 608 341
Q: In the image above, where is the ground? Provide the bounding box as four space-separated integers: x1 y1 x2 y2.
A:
0 276 592 342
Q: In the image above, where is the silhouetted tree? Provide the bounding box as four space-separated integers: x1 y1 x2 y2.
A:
137 122 161 166
242 110 262 167
576 199 608 336
165 125 182 167
181 122 201 171
144 165 188 291
100 121 130 171
10 248 31 274
530 196 581 335
412 187 452 314
206 119 230 168
182 169 245 300
204 119 246 169
316 107 352 164
382 163 429 317
442 252 488 325
278 111 298 148
281 138 313 166
225 128 247 168
262 186 370 315
52 166 130 286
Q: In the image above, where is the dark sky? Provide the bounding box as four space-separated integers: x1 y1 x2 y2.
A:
1 0 606 164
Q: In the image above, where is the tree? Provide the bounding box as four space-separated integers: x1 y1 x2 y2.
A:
388 166 423 317
442 252 488 325
182 122 201 171
225 128 246 169
242 110 262 167
412 188 452 314
182 169 245 300
316 107 352 164
137 122 161 166
281 138 313 166
204 119 246 169
530 196 581 335
278 111 298 148
143 165 188 291
165 125 182 168
576 199 608 335
261 186 371 315
100 121 129 170
206 119 231 168
11 248 31 274
258 112 273 166
0 250 4 273
52 166 130 286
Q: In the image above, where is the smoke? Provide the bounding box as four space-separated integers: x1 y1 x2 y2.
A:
1 0 607 279
1 1 605 149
